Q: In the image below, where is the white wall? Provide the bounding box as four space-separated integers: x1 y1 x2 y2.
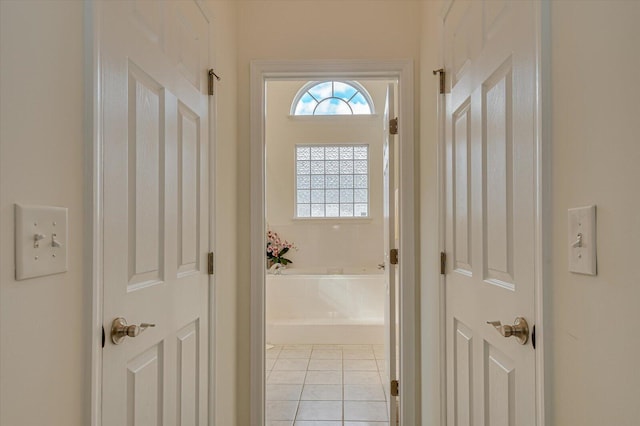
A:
237 1 422 423
548 2 640 424
0 2 85 425
266 80 389 270
0 1 240 425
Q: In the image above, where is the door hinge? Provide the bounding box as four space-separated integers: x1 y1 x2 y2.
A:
208 69 221 96
390 248 399 265
391 379 399 397
433 68 446 94
389 117 398 135
440 251 446 275
207 252 214 275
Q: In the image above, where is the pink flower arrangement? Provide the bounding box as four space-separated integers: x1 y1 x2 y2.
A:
266 230 296 265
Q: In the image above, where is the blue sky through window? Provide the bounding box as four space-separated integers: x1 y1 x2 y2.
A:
293 81 373 116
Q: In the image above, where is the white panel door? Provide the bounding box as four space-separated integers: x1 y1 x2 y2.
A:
100 1 210 425
444 1 537 425
383 84 398 424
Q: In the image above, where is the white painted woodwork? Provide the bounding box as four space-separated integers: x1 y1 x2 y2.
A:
100 1 210 425
383 84 397 424
454 320 473 426
453 101 471 274
178 103 201 275
444 1 537 424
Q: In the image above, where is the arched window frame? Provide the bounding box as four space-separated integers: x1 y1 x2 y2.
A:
290 80 376 116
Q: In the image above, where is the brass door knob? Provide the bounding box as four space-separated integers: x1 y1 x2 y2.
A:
111 317 155 344
486 317 529 345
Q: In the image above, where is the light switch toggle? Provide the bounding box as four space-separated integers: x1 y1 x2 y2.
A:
571 233 583 248
568 205 597 275
15 204 68 280
51 233 62 248
34 233 46 248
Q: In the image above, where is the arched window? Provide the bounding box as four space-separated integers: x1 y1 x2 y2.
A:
291 81 374 116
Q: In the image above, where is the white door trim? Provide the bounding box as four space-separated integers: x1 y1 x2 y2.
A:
85 1 217 424
534 2 551 424
250 59 417 426
85 2 103 424
435 1 550 424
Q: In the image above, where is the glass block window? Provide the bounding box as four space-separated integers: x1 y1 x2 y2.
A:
296 145 369 218
292 81 374 116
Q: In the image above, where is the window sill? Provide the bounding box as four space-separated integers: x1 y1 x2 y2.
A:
291 217 373 223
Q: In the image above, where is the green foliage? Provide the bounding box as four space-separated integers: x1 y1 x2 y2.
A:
266 230 296 266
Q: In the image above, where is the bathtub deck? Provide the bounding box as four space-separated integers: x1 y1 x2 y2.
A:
265 344 391 425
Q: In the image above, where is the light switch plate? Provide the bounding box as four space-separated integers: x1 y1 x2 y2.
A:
15 203 68 280
568 205 597 275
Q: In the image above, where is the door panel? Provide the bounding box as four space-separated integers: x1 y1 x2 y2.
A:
454 320 473 426
177 320 200 426
127 344 164 426
444 1 537 425
484 344 515 426
127 62 165 289
178 102 201 275
101 1 210 425
453 99 471 274
483 60 514 287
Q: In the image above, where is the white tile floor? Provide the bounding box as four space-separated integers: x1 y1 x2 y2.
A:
265 344 389 426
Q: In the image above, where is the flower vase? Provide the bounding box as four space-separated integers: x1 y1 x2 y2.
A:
269 262 285 275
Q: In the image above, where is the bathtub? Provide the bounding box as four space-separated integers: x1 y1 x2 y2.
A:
266 268 385 344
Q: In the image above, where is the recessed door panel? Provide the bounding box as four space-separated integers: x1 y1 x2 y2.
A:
176 15 200 89
178 102 200 275
130 0 164 47
127 343 164 426
444 0 482 88
128 62 165 289
453 100 472 274
454 320 473 426
483 0 510 43
483 60 514 288
177 321 199 426
484 343 515 426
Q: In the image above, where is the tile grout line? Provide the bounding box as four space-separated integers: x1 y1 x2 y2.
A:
266 344 388 425
293 348 309 425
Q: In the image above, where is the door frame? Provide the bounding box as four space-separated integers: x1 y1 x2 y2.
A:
84 1 218 424
435 1 550 424
249 59 417 425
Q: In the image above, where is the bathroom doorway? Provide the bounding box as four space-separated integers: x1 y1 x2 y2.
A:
250 60 418 426
264 78 394 424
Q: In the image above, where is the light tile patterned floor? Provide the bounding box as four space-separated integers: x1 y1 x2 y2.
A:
266 344 389 426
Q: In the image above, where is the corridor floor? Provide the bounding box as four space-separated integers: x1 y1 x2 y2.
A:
265 344 389 426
